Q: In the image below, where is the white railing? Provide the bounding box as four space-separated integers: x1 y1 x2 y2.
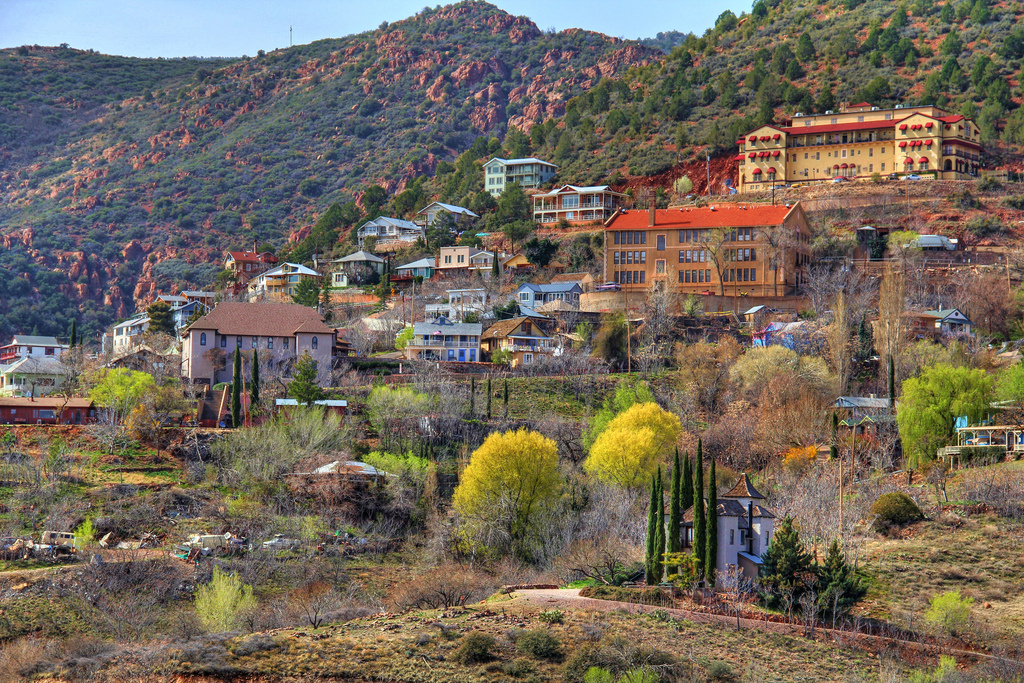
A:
407 340 479 348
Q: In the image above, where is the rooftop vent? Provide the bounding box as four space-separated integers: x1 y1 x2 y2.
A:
794 112 804 117
825 110 833 114
871 106 879 111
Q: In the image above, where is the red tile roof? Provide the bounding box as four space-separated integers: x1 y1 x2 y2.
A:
607 204 796 230
227 251 276 263
778 117 909 136
848 102 874 108
186 302 335 336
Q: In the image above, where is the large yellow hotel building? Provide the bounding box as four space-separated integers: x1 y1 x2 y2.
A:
736 102 982 193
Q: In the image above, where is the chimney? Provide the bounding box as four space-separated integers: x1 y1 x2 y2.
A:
648 200 655 227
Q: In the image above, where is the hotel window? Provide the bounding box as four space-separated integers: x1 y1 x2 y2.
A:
869 147 873 157
858 115 864 122
815 152 820 160
639 271 645 283
869 164 873 172
200 333 207 346
626 232 633 245
751 268 757 280
267 338 274 349
885 113 893 120
678 271 686 283
881 163 886 171
312 337 318 350
656 260 666 275
804 152 808 159
614 252 620 265
831 118 838 124
841 150 847 158
626 251 633 265
706 269 711 282
657 235 665 251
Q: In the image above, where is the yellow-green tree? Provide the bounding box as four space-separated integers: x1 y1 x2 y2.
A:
453 428 561 557
584 403 681 488
194 567 257 632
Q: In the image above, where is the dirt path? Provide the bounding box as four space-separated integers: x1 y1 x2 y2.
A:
511 589 1003 667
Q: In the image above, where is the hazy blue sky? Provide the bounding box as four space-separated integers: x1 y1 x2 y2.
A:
2 1 750 58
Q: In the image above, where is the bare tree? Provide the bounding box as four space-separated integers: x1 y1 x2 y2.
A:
289 581 340 629
824 290 854 393
876 263 907 387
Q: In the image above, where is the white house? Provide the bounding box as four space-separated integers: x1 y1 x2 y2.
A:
416 201 479 226
425 288 488 321
682 473 776 585
0 335 68 364
356 217 423 247
532 185 625 225
332 250 385 287
484 157 557 196
247 263 321 301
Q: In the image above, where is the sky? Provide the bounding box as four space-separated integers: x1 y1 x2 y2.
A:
1 0 751 59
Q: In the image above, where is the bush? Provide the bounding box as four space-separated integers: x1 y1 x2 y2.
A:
516 629 563 661
705 660 734 680
965 215 1005 237
453 632 496 664
925 590 974 635
870 492 924 530
502 658 536 678
538 609 564 624
976 172 1002 191
1002 195 1024 210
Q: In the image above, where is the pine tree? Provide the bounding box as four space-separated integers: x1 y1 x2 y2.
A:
250 348 261 410
818 539 867 620
692 440 706 579
830 411 839 460
645 473 659 585
231 348 242 429
69 320 77 349
654 467 666 583
681 451 694 512
668 449 682 563
320 273 332 322
289 352 325 406
758 515 816 609
491 250 500 277
705 458 718 585
486 377 492 420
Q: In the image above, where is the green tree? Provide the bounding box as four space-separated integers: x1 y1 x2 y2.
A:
896 364 993 467
292 277 321 307
491 250 500 278
815 84 836 113
250 348 261 410
146 301 175 336
231 348 243 428
584 379 655 447
452 428 562 557
796 31 816 62
925 590 974 635
692 440 706 579
668 450 682 562
940 28 963 56
362 184 387 218
645 473 659 585
523 237 559 268
818 539 867 621
74 518 95 549
584 403 681 488
289 352 324 406
89 369 156 411
320 273 332 321
705 458 718 583
195 567 257 633
503 221 534 253
69 319 77 349
681 451 693 512
758 515 815 609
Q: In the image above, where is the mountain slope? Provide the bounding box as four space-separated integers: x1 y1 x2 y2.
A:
0 2 656 339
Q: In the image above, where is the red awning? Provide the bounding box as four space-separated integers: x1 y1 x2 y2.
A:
904 158 914 163
737 139 746 145
772 150 780 157
925 122 934 128
748 152 756 159
833 164 840 169
840 163 848 168
772 133 781 140
919 157 929 163
899 124 908 131
751 168 762 174
748 135 757 142
767 167 776 173
925 139 932 146
734 155 746 161
899 141 907 148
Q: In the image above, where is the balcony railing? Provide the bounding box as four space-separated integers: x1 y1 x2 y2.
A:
407 340 479 348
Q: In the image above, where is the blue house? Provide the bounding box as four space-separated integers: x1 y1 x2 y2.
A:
514 282 583 308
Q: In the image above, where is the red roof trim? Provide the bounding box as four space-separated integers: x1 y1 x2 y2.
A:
849 102 873 108
606 205 796 231
780 117 908 136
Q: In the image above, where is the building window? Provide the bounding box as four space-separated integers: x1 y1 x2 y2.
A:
199 332 207 346
283 338 289 349
267 337 274 349
657 235 665 251
730 529 735 545
220 336 227 348
237 336 243 348
613 233 620 245
312 337 318 350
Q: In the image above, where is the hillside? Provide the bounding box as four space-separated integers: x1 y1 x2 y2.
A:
6 0 1024 339
0 2 656 339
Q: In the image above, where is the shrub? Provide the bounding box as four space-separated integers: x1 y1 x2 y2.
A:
516 629 563 661
976 172 1002 191
502 658 536 678
925 590 974 635
705 660 734 680
453 632 496 664
194 568 257 633
870 492 924 530
965 215 1005 237
1001 195 1024 210
388 565 496 611
538 609 564 624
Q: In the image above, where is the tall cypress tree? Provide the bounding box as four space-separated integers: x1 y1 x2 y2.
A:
692 440 706 579
830 411 839 460
887 354 896 414
668 449 682 561
645 473 659 585
681 451 694 512
705 458 718 585
69 320 77 349
491 250 500 277
486 377 492 420
654 467 666 583
250 348 261 410
231 348 242 429
503 379 509 418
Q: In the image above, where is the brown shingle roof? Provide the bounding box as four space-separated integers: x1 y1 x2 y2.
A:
721 473 765 500
481 318 526 341
551 272 593 283
186 302 334 337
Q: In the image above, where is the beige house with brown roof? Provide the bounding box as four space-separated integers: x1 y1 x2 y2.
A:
550 272 595 293
481 317 554 367
181 302 336 385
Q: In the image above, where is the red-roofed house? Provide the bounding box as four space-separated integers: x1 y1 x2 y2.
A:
181 302 336 384
736 102 981 192
224 248 278 283
604 202 810 297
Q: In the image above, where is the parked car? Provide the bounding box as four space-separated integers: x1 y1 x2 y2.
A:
888 173 899 180
261 534 301 551
902 174 922 181
831 176 849 183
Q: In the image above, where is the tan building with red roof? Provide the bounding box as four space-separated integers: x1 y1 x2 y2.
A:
603 202 810 298
181 302 335 385
736 102 981 193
